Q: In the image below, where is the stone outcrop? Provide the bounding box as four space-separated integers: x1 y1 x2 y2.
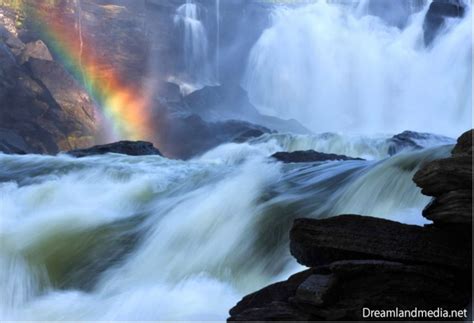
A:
290 215 470 270
272 151 363 163
0 7 97 155
67 141 162 158
414 129 472 227
229 130 472 321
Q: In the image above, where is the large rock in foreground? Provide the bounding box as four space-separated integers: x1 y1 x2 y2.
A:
229 259 470 321
290 215 470 270
272 150 363 163
67 141 162 158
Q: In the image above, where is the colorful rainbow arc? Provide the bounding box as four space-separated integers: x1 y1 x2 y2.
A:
30 3 153 141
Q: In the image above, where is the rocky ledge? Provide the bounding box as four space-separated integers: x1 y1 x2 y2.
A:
271 150 364 163
229 130 472 321
67 141 162 158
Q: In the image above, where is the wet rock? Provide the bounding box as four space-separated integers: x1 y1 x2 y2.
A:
229 260 470 321
423 190 472 224
272 150 363 163
293 274 336 306
424 0 465 46
229 269 316 321
155 109 270 159
387 130 454 156
290 215 470 270
413 130 472 226
67 141 162 158
413 155 471 197
452 129 472 156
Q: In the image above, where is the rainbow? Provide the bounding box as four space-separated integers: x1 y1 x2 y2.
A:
29 2 153 141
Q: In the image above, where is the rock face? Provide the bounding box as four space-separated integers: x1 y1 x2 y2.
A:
0 7 97 155
424 0 465 46
272 151 363 163
229 130 472 321
67 141 162 158
414 129 472 226
20 39 53 63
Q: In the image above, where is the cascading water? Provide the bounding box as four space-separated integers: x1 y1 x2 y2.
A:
174 0 216 93
243 0 472 137
0 135 454 320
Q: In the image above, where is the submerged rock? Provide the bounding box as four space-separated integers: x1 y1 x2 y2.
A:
271 150 363 163
424 0 465 46
387 130 454 156
67 141 162 158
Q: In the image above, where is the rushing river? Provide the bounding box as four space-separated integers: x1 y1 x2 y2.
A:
0 135 453 320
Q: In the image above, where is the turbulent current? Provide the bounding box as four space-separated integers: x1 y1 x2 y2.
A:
0 135 453 320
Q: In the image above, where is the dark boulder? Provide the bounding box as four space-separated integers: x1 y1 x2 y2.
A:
154 108 270 159
452 129 472 156
413 129 472 226
272 150 364 163
67 141 162 158
424 0 465 46
290 215 470 270
423 190 472 224
413 155 471 197
229 269 315 321
387 130 454 156
229 260 470 321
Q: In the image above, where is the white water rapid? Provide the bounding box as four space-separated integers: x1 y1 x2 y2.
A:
0 137 454 320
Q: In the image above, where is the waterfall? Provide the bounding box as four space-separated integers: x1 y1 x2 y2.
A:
174 0 216 93
243 1 471 137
